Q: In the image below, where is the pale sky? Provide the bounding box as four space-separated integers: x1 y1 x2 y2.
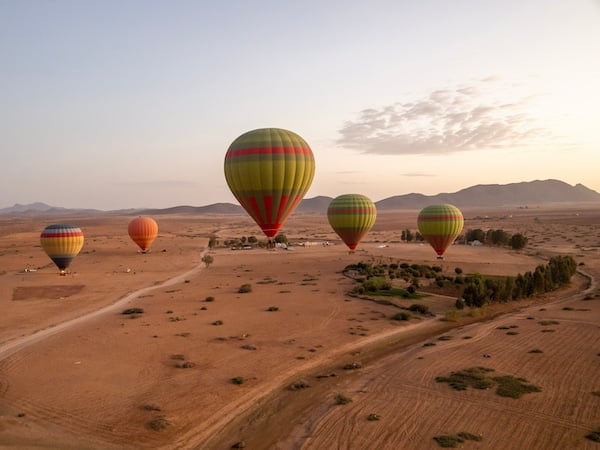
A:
2 0 599 210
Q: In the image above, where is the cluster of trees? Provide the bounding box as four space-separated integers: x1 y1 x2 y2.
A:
464 228 528 250
400 229 425 242
344 261 445 283
212 233 289 249
461 255 577 307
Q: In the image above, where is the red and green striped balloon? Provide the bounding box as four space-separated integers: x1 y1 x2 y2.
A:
40 224 84 274
417 204 464 258
327 194 377 250
224 128 315 238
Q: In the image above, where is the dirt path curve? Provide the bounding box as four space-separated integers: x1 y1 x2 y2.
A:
0 248 210 362
171 271 594 450
166 317 439 450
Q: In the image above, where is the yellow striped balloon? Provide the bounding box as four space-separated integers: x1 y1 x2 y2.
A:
224 128 315 239
327 194 377 250
417 204 464 258
40 224 84 274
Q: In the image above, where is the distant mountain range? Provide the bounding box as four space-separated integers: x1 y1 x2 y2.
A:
2 180 599 216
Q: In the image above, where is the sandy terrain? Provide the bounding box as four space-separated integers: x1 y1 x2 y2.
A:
0 205 598 449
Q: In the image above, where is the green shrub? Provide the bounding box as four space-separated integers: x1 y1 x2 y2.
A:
391 312 411 321
122 308 144 315
492 375 541 398
334 393 352 405
433 435 462 447
586 428 600 442
238 284 252 293
408 303 429 314
148 416 170 431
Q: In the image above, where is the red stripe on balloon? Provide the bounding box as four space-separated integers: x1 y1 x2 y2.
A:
418 215 463 221
41 232 83 238
226 147 312 158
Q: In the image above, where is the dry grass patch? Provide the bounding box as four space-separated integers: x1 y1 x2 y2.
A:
436 367 541 398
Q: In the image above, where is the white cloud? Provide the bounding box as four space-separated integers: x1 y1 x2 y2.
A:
337 79 556 156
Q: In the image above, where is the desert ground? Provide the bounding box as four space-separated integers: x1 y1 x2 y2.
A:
0 205 598 449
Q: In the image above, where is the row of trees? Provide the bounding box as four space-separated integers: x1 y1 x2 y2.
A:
464 228 528 250
399 228 528 250
209 233 289 249
461 255 577 307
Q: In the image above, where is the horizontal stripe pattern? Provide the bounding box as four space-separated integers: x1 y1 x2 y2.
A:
327 194 377 250
224 128 315 238
417 204 464 257
40 224 84 271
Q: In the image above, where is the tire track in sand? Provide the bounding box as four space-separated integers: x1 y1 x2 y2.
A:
0 248 209 363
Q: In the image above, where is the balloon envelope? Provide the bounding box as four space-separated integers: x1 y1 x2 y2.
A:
40 224 84 272
417 204 464 257
224 128 315 238
128 216 158 252
327 194 377 250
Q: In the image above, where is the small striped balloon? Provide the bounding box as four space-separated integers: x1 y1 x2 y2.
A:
327 194 377 250
224 128 315 239
417 204 464 258
128 216 158 252
40 224 84 274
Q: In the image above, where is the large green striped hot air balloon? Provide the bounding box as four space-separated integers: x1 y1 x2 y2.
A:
417 204 464 259
40 224 84 275
224 128 315 243
327 194 377 251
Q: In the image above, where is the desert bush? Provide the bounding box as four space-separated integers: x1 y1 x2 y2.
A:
212 320 223 326
455 298 465 309
204 296 215 302
438 335 452 341
433 435 462 448
586 428 600 442
238 284 252 293
201 254 214 267
408 304 429 314
343 362 362 370
456 432 482 442
528 349 543 354
231 376 245 385
454 267 463 275
334 393 352 405
266 306 279 311
492 375 541 398
142 404 162 411
367 413 381 421
539 320 559 326
289 379 310 390
148 416 170 431
122 308 144 315
435 367 495 391
391 312 411 321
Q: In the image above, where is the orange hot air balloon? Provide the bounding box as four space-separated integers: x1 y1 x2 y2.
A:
128 216 158 252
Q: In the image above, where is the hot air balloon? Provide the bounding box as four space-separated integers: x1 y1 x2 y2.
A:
417 204 464 259
40 224 84 275
327 194 377 251
224 128 315 246
128 216 158 253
